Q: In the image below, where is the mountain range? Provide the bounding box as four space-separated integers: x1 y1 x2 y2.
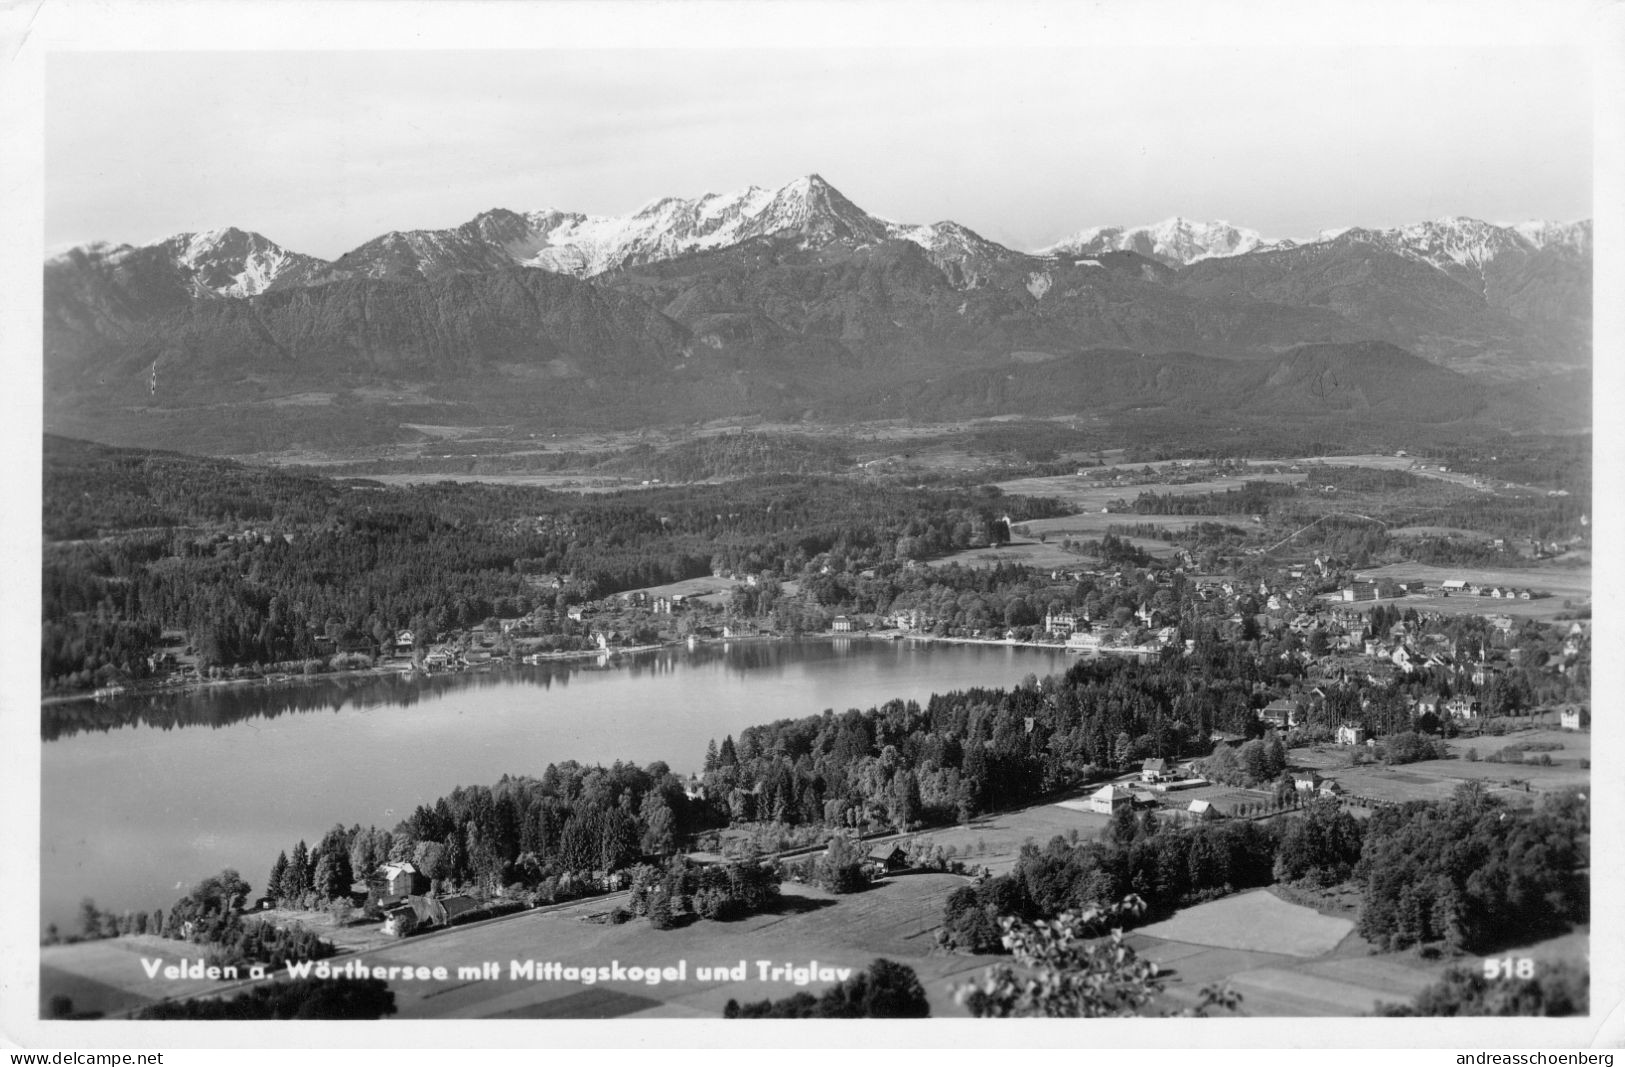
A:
44 174 1592 454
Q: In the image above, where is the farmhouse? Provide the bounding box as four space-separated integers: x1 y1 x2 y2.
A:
1088 784 1134 815
1140 757 1169 783
1187 798 1221 821
378 862 423 904
381 893 482 938
1292 771 1323 793
866 844 909 873
1335 723 1367 746
1259 699 1296 729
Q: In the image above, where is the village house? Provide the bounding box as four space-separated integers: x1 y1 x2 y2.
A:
1187 798 1221 821
1444 696 1477 720
1140 757 1169 783
378 862 422 904
1292 770 1323 793
382 893 481 938
1259 698 1297 730
1088 784 1134 815
1559 705 1587 731
866 844 909 874
1335 723 1367 746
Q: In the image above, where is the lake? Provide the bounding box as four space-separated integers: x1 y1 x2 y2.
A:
40 637 1070 933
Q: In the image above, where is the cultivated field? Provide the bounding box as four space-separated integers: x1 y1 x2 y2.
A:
1021 513 1241 537
1352 562 1591 600
1130 890 1588 1016
361 874 990 1019
1136 889 1355 958
996 472 1305 514
359 472 645 493
924 536 1179 570
620 575 741 600
39 934 242 1017
900 802 1115 877
1289 731 1589 808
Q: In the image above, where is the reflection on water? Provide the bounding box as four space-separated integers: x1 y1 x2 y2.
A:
42 640 894 741
40 638 1068 933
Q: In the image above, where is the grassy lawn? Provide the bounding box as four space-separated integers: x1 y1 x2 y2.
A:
1353 561 1591 600
1135 889 1355 958
360 874 994 1019
901 804 1114 876
38 935 242 1018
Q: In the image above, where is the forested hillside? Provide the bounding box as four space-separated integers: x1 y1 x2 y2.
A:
41 436 1061 689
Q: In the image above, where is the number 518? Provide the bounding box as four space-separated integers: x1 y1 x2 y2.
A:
1483 957 1535 980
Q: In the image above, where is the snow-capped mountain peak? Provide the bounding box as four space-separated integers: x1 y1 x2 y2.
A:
1509 218 1592 254
1322 215 1592 278
1037 216 1291 266
49 227 327 298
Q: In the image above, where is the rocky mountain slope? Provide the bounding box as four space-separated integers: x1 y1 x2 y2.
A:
43 176 1591 453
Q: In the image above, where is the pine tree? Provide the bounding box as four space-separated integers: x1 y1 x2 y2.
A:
648 892 675 931
268 852 289 903
285 841 311 900
312 855 344 902
719 735 738 767
704 738 720 773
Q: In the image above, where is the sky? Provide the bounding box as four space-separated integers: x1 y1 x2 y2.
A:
43 31 1595 260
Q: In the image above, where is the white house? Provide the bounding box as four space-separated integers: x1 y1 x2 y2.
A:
379 862 419 903
1088 784 1134 815
1066 631 1103 653
1044 611 1078 636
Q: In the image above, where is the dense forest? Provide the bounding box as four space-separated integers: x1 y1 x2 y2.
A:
1355 784 1588 952
43 435 1065 688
